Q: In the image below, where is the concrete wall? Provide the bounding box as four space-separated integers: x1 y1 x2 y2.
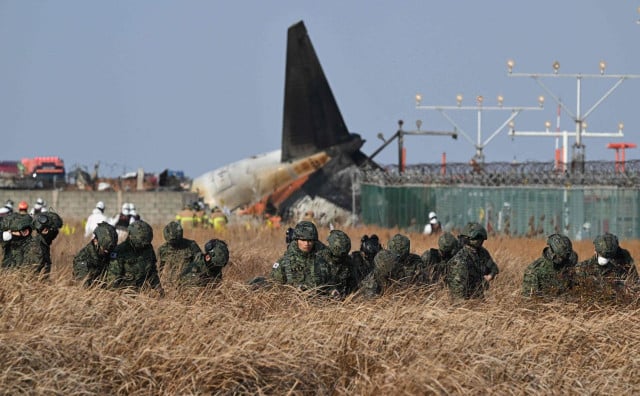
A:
0 190 199 226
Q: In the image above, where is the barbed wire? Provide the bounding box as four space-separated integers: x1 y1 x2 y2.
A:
361 160 640 187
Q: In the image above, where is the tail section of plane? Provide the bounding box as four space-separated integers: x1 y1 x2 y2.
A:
282 21 354 162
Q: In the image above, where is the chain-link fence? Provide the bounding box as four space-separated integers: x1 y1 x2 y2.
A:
360 161 640 240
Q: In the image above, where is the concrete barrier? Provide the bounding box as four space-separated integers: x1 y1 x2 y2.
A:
0 190 199 226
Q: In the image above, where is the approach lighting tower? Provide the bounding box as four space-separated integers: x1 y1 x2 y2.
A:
415 93 543 164
506 59 640 172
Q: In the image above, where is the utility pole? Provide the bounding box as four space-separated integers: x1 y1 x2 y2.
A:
415 93 543 165
506 59 640 173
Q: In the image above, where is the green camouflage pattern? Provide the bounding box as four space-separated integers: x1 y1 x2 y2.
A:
204 239 229 267
358 249 401 298
317 242 353 296
93 222 118 252
293 221 318 241
157 236 201 284
446 244 499 299
327 230 351 258
163 221 183 244
577 245 637 294
348 251 375 294
461 222 488 241
546 234 573 259
438 232 460 255
105 238 162 291
73 239 111 287
270 240 329 290
593 233 619 258
180 250 228 287
127 220 153 249
388 234 410 259
522 245 577 297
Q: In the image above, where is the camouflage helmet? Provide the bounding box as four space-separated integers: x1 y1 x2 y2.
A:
293 221 318 241
93 222 118 252
32 214 51 232
373 249 399 282
204 239 229 267
388 234 410 259
547 234 573 259
438 232 459 254
327 230 351 257
44 211 63 229
461 222 488 241
163 221 183 244
127 220 153 248
11 213 33 231
593 233 619 259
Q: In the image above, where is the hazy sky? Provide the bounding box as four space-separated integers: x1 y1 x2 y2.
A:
1 1 639 178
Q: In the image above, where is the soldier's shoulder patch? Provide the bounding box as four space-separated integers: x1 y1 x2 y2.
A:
110 252 118 259
272 262 279 269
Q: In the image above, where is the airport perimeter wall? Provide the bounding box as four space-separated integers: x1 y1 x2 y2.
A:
360 184 640 240
0 190 199 226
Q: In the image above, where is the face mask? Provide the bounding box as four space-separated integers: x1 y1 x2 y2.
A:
2 231 11 241
597 255 609 266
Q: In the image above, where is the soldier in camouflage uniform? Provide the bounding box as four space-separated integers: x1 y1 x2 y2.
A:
31 213 56 277
348 234 381 293
576 232 638 295
387 233 424 285
317 229 353 296
0 213 47 275
522 234 578 297
104 220 163 295
157 221 201 285
73 222 118 287
445 222 500 299
180 239 229 287
421 231 461 284
270 220 330 291
358 249 402 298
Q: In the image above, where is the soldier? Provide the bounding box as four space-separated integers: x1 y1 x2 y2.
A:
180 239 229 287
157 221 201 285
270 220 329 291
31 213 58 277
317 229 353 297
358 249 402 298
445 222 499 299
576 232 638 295
0 213 47 275
421 231 461 284
522 234 578 297
349 234 381 293
104 220 164 295
387 233 424 285
73 222 118 287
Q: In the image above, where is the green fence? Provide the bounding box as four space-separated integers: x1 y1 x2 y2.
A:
361 184 640 240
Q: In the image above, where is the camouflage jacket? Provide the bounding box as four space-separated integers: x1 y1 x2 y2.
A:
73 242 110 287
316 249 352 295
1 234 46 274
157 238 202 284
576 248 638 290
446 244 499 299
180 252 225 287
32 233 51 277
420 248 451 285
522 248 577 297
104 241 161 291
397 253 426 285
270 241 329 290
348 251 375 294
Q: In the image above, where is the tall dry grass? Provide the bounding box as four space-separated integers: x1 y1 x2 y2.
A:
2 222 640 395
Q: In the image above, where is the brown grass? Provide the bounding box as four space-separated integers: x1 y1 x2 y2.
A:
2 222 640 395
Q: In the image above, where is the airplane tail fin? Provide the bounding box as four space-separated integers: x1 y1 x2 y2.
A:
281 21 352 162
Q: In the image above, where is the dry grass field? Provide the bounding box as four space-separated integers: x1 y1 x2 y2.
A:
2 221 640 395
